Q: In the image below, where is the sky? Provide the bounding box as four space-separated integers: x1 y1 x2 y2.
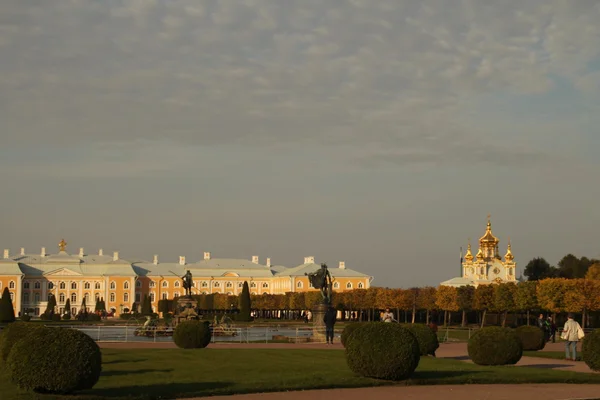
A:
1 0 599 288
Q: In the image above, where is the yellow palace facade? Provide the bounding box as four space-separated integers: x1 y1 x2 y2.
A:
0 240 372 316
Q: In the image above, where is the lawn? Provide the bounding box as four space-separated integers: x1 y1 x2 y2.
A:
2 349 600 400
523 351 583 362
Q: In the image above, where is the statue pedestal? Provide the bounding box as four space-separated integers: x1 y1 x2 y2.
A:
174 296 199 327
311 303 328 342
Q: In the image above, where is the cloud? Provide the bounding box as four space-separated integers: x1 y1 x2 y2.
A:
1 0 599 169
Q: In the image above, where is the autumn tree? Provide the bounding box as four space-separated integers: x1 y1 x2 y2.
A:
514 280 538 325
582 279 600 327
417 286 437 324
494 283 517 327
435 286 459 326
407 287 420 323
585 263 600 280
536 278 568 315
474 285 495 328
456 286 474 327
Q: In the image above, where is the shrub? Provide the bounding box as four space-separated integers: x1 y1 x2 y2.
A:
0 322 48 362
238 282 252 322
515 325 546 351
402 324 439 356
341 322 368 348
468 326 523 366
51 314 61 322
7 327 102 394
20 315 31 322
62 314 71 321
345 323 420 380
0 287 16 323
583 329 600 371
87 314 101 322
173 320 212 349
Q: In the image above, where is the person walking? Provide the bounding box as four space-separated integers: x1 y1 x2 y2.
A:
323 306 337 344
562 313 584 361
382 308 396 323
547 316 557 343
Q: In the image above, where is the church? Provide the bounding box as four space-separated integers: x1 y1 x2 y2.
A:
440 216 518 288
0 239 372 317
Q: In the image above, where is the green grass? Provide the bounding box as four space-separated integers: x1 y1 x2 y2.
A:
523 351 583 362
2 349 600 400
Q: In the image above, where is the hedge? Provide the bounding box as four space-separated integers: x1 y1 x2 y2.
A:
583 329 600 371
341 322 368 348
0 322 47 362
401 324 439 356
468 326 523 366
173 320 212 349
6 327 102 394
345 323 420 380
515 325 545 351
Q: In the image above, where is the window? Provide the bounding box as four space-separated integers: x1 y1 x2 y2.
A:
59 282 66 289
110 281 116 290
34 293 40 302
174 281 180 288
124 293 129 302
296 281 303 289
110 293 115 302
136 280 141 288
226 282 232 288
34 281 41 289
149 281 156 288
71 307 77 315
71 282 77 290
95 293 100 302
23 282 30 289
71 293 77 303
162 281 168 288
262 283 268 288
135 293 141 303
59 293 65 303
124 281 129 290
23 292 29 302
346 282 352 289
358 282 364 289
162 292 168 300
173 292 179 298
238 282 243 288
333 282 340 289
84 293 90 303
48 282 54 290
34 307 40 316
84 282 90 289
250 282 256 288
150 293 155 302
201 282 208 288
9 281 15 289
95 282 101 290
214 282 220 287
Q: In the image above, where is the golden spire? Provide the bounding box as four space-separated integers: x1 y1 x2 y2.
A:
504 237 514 262
464 239 474 262
476 247 484 261
58 239 67 252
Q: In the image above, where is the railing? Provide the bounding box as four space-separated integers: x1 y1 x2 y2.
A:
49 325 342 344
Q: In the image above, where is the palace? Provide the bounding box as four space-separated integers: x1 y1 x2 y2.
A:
440 216 518 288
0 240 372 316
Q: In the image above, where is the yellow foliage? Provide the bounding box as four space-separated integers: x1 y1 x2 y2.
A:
586 264 600 280
435 286 459 312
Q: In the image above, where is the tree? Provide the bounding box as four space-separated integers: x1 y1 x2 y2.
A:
524 257 557 281
557 254 591 279
0 287 15 323
64 298 71 316
494 283 517 327
582 279 600 327
407 288 420 324
45 294 57 316
80 297 87 315
435 286 459 326
474 285 495 328
514 280 538 325
141 295 153 315
417 286 437 324
585 263 600 280
238 281 251 321
536 278 568 314
456 286 474 327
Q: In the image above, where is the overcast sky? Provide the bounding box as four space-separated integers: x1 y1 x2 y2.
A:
1 0 599 288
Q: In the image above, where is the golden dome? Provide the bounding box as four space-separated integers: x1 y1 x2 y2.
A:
475 247 484 261
479 215 499 246
464 241 474 262
504 238 514 262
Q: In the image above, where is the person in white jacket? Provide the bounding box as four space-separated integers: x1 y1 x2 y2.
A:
562 313 584 361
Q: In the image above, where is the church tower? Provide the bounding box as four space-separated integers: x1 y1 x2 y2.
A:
478 215 499 261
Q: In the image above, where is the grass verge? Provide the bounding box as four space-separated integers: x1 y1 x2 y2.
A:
2 349 600 400
523 351 583 362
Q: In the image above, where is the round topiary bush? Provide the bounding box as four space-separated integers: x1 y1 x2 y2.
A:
173 320 212 349
341 322 368 348
6 327 102 393
583 329 600 371
345 323 420 380
468 326 523 366
515 325 546 351
402 324 440 356
0 322 48 362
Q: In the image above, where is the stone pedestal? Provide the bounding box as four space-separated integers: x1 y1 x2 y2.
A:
174 296 199 327
311 303 328 342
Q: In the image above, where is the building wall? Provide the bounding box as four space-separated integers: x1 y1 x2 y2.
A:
0 275 20 315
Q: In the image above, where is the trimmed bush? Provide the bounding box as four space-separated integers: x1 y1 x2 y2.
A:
583 329 600 371
341 322 368 348
345 323 420 380
402 324 439 356
173 320 212 349
51 314 61 321
6 327 102 394
515 325 546 351
20 315 31 322
0 322 48 362
87 314 101 321
468 326 523 366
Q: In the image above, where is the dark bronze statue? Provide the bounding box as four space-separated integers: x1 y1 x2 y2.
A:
181 270 193 297
305 263 333 304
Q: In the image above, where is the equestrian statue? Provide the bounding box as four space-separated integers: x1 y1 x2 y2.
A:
305 263 333 305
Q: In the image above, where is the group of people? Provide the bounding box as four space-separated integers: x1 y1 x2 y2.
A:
539 313 585 361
